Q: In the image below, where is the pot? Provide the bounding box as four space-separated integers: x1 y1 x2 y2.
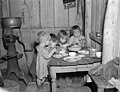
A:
1 17 22 28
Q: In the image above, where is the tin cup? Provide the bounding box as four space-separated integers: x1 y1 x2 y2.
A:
89 48 98 57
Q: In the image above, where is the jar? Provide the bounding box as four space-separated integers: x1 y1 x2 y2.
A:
96 32 100 38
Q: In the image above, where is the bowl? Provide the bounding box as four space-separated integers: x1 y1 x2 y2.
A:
69 52 76 57
96 52 102 58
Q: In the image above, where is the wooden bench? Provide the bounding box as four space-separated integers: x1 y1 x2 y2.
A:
90 75 115 92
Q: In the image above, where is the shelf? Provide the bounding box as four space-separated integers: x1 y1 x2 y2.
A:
89 33 102 45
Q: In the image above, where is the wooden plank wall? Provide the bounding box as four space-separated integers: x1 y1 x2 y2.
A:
85 0 92 47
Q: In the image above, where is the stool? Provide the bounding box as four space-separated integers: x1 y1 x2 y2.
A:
3 79 20 92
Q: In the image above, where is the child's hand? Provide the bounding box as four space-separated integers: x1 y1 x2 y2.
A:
52 48 57 53
56 47 62 54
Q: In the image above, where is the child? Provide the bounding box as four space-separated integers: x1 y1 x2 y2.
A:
36 31 57 90
57 30 70 52
69 25 85 47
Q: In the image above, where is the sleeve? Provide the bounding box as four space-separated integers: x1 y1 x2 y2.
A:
68 36 75 45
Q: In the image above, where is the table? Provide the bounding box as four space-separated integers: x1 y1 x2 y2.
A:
48 57 101 92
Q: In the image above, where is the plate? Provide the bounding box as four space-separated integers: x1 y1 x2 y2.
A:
63 55 85 62
53 54 63 58
53 53 68 58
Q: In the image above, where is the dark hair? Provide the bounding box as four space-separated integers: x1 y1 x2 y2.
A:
60 30 68 36
70 25 82 36
50 33 58 43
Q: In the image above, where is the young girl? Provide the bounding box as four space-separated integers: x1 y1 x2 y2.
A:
57 30 70 52
69 25 85 47
36 31 57 89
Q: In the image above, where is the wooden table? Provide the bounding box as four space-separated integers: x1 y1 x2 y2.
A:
48 57 100 92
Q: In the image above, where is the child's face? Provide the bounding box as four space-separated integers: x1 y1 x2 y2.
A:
60 36 67 43
39 34 50 45
73 29 81 37
60 34 67 43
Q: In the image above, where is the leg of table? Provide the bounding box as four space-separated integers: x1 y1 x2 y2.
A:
51 77 57 92
98 88 104 92
49 67 57 92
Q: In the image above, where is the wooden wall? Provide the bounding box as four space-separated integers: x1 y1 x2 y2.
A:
89 0 107 49
0 0 2 57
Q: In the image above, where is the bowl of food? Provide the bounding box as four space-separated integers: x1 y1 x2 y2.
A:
69 52 76 57
68 45 81 51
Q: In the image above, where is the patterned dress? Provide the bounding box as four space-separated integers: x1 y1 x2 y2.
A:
69 35 85 47
36 45 50 80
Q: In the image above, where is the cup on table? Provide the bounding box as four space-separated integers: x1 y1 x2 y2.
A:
69 52 76 57
89 48 98 57
96 52 102 58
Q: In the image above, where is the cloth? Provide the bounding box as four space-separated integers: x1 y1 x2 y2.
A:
36 45 49 80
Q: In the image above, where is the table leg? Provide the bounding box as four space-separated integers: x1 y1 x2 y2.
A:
51 78 56 92
49 67 57 92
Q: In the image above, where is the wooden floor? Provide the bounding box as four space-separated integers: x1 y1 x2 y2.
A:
1 70 118 92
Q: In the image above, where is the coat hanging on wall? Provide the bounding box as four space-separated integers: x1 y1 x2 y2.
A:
63 0 76 9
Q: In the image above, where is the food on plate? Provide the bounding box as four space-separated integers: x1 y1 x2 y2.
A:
63 54 85 62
